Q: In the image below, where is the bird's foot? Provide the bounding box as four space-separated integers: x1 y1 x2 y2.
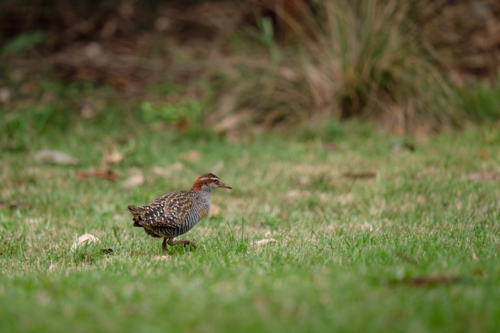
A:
167 238 197 250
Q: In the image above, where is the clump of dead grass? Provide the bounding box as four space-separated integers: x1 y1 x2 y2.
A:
213 0 459 134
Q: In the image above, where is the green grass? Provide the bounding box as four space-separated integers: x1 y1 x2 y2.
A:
1 110 500 332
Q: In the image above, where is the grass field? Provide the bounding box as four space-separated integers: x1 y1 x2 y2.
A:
1 114 500 332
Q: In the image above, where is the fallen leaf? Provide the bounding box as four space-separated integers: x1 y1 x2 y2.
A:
471 253 478 261
35 150 79 165
175 116 190 132
105 148 124 164
343 171 376 179
478 149 489 159
253 238 277 246
466 172 500 182
286 190 301 200
152 162 184 177
0 88 11 105
397 275 460 287
179 150 199 162
80 103 95 119
152 167 169 177
77 168 119 181
125 172 144 187
0 201 31 209
71 233 100 252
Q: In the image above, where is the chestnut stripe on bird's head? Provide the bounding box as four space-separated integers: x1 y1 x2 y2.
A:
191 173 232 191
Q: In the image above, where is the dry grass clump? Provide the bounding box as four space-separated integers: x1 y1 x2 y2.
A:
213 0 459 134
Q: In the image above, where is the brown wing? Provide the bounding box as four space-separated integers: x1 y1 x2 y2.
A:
128 190 195 228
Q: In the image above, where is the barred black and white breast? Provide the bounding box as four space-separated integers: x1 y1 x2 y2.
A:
128 190 209 238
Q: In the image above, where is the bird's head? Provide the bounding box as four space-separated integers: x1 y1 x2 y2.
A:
191 173 232 192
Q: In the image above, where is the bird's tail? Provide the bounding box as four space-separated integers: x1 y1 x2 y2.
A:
127 205 143 227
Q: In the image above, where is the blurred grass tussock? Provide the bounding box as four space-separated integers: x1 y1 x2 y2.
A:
216 0 459 133
1 0 500 136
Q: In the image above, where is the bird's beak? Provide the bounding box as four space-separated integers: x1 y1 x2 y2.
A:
219 182 232 190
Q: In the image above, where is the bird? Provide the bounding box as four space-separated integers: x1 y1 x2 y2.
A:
127 173 232 252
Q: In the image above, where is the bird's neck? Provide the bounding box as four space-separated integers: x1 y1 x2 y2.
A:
191 183 213 193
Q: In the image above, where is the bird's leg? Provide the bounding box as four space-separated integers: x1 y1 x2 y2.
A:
167 238 197 249
162 238 167 253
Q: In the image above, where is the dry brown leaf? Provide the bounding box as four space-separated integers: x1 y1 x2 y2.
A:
80 103 95 119
47 264 58 272
343 171 376 179
152 167 169 177
152 162 184 178
471 253 478 261
175 116 190 132
179 150 199 162
417 195 426 204
105 148 124 164
0 88 11 105
393 275 460 287
125 173 144 187
478 149 489 159
77 168 119 181
466 172 500 182
35 150 79 165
